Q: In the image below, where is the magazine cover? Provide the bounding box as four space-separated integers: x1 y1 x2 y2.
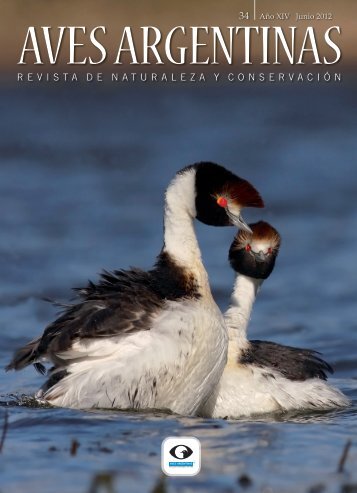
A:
1 1 356 492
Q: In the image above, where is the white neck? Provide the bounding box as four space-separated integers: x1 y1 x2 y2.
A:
225 275 262 361
162 169 210 293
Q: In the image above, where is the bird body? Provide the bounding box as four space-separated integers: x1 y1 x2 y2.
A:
39 290 224 414
201 222 350 419
7 162 264 413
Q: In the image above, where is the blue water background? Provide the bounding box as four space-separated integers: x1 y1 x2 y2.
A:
0 82 356 492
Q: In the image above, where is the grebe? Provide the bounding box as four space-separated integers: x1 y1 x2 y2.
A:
7 162 264 414
200 221 350 418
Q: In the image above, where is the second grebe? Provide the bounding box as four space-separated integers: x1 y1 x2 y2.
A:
200 221 350 418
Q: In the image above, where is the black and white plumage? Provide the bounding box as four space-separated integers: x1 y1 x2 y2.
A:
9 253 200 371
200 221 350 418
7 162 264 413
239 341 333 381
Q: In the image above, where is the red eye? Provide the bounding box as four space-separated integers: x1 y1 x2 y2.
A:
267 247 273 254
245 244 251 251
216 196 228 208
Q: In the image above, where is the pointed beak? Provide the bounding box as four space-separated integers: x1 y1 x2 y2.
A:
224 204 253 233
254 250 268 263
231 214 253 234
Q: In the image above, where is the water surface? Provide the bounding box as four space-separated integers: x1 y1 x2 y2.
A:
0 83 356 493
